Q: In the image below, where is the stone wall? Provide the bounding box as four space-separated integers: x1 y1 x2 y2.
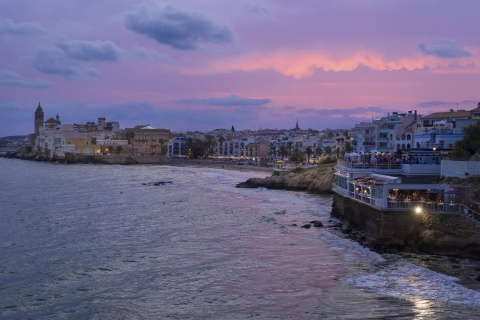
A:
331 193 480 259
441 160 480 178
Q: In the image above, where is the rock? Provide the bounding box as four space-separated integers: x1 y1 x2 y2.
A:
235 163 335 193
310 220 323 227
301 224 311 229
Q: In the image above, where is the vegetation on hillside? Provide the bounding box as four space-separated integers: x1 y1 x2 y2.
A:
449 120 480 160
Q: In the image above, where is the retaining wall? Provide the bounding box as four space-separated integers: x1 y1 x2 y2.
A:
331 193 480 259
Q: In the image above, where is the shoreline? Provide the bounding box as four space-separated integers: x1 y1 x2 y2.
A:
166 159 274 174
5 156 480 291
3 153 275 174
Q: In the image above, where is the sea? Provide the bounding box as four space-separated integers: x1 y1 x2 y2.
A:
1 158 480 320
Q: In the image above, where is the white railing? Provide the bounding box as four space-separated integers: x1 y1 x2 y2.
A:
333 184 480 222
336 160 402 173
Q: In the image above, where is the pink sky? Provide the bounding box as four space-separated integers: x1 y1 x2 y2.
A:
1 0 479 136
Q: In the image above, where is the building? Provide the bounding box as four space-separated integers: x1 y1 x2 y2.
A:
34 103 44 135
374 111 417 153
125 125 171 155
414 109 477 150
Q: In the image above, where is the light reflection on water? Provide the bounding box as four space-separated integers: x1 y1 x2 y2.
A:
0 158 480 319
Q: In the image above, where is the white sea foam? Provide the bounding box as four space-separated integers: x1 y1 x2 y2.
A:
345 259 480 306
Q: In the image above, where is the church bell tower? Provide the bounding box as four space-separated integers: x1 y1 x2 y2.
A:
34 102 44 135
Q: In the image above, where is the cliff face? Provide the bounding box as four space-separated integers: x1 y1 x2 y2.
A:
450 176 480 213
331 193 480 259
235 163 335 193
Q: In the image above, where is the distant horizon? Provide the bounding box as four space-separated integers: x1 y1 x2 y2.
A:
1 1 479 136
2 99 480 138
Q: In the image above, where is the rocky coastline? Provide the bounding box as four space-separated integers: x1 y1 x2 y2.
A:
235 163 336 193
235 162 480 289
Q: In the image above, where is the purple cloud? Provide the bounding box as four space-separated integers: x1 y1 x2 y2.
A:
56 40 121 61
0 70 51 88
174 95 271 107
0 18 45 36
32 46 100 79
418 40 471 58
125 6 234 50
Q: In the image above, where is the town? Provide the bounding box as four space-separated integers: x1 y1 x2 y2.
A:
2 102 480 167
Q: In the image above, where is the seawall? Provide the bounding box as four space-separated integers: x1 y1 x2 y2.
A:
331 193 480 259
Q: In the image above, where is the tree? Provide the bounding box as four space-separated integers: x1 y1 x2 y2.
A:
279 145 288 159
305 146 313 163
158 138 168 156
269 144 277 160
345 141 353 153
218 136 225 155
186 137 194 158
204 135 216 156
451 121 480 159
231 125 235 134
287 141 294 156
114 145 123 155
315 146 323 157
290 148 305 164
325 145 332 155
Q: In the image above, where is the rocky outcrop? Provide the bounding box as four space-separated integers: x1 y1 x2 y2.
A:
331 193 480 259
450 176 480 213
235 163 335 194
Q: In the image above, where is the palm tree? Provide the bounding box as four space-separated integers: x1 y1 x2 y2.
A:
186 137 194 158
114 145 123 155
218 136 225 156
305 146 313 163
158 138 167 155
279 145 288 160
126 131 135 155
269 144 277 161
287 141 293 156
325 145 332 156
205 135 216 156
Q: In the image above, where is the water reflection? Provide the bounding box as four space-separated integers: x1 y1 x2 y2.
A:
411 299 434 319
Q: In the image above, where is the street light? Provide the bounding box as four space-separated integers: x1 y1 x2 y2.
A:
415 206 422 214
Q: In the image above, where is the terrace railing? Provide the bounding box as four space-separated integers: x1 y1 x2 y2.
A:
336 160 403 174
332 184 480 223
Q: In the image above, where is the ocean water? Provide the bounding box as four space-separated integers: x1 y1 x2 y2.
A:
1 158 480 319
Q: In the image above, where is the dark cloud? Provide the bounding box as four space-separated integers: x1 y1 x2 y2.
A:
0 18 45 36
417 101 454 108
56 40 121 61
0 70 51 88
174 95 271 107
22 101 261 132
32 47 100 79
125 6 234 50
418 40 471 58
417 100 478 110
31 39 122 79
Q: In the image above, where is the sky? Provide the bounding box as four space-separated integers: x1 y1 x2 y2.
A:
1 0 480 136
